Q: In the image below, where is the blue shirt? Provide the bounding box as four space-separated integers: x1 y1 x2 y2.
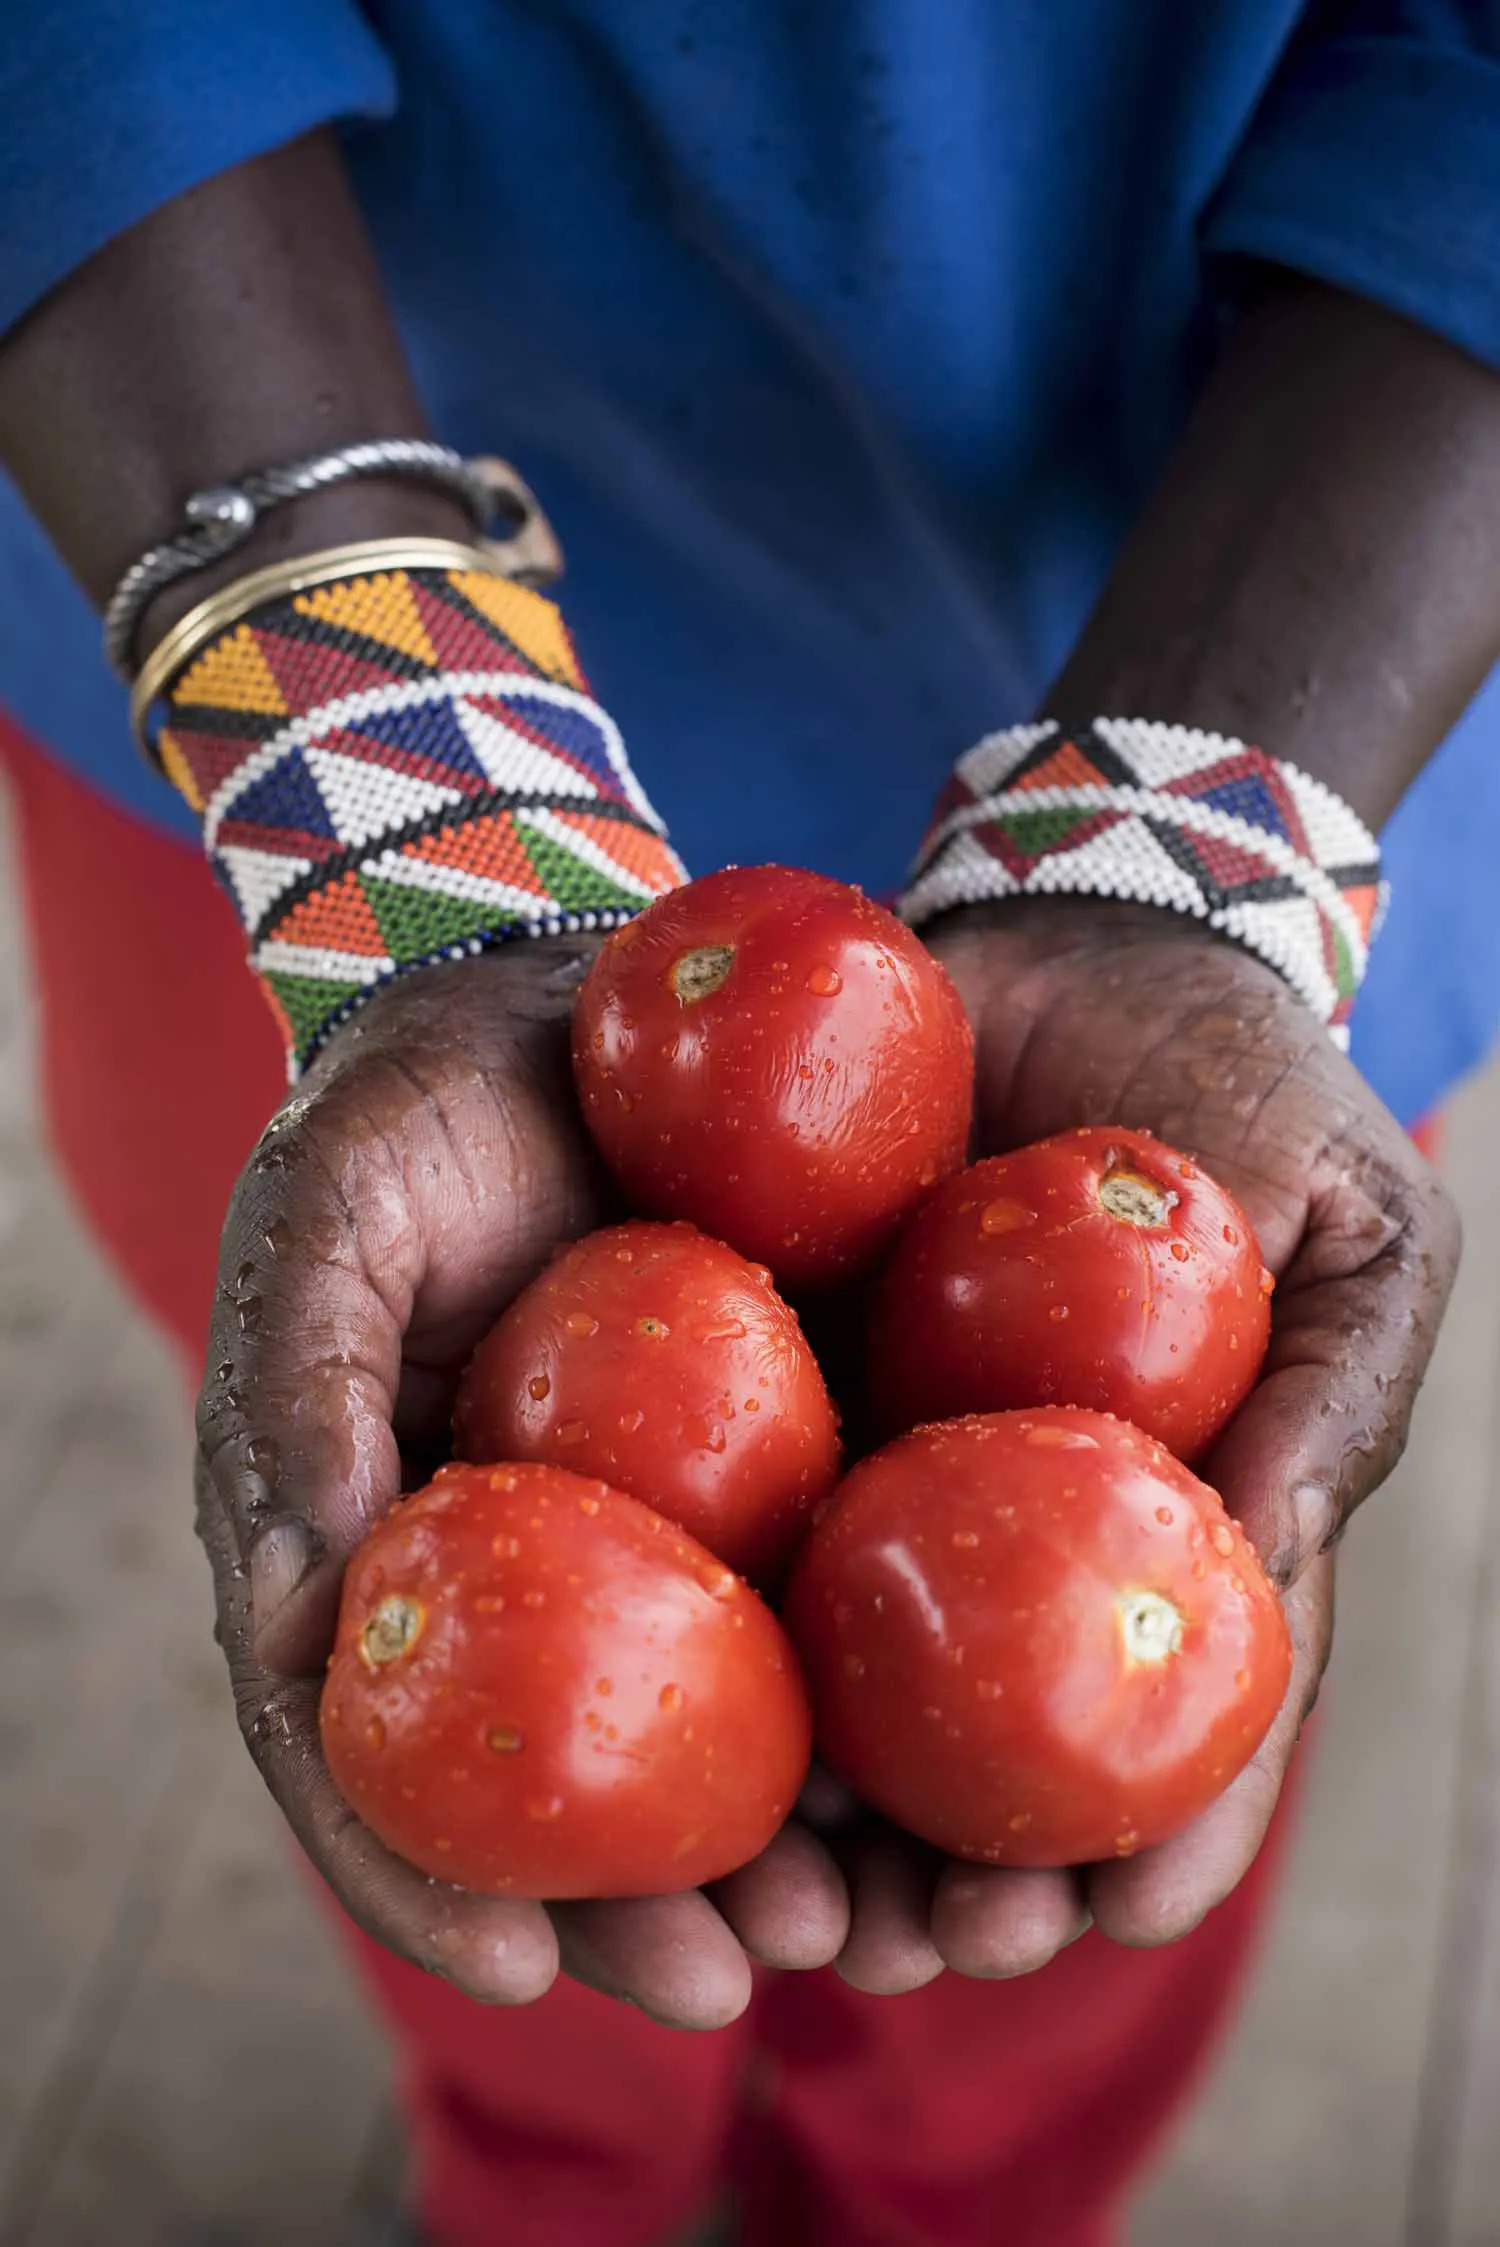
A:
3 0 1499 1122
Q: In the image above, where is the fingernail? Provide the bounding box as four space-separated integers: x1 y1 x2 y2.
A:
1291 1483 1339 1583
250 1518 320 1641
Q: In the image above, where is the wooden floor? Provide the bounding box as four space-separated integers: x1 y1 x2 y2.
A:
3 785 1499 2246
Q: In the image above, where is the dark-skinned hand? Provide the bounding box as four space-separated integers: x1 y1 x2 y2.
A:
818 897 1459 1994
195 940 851 2032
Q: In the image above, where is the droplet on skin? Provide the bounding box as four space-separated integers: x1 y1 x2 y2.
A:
806 965 843 996
1008 1812 1032 1833
618 1409 645 1435
843 1654 866 1680
577 1495 600 1516
1155 1506 1174 1526
951 1529 980 1549
528 1373 551 1401
1259 1267 1276 1295
1210 1523 1236 1556
976 1680 1004 1700
556 1421 587 1446
365 1717 386 1749
1169 1241 1190 1262
659 1683 685 1713
564 1310 599 1339
1048 1304 1070 1322
487 1725 523 1753
1223 1225 1239 1245
521 1589 547 1609
526 1795 565 1822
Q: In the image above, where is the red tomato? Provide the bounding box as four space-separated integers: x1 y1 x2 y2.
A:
784 1409 1291 1867
868 1127 1272 1461
321 1463 811 1897
572 865 974 1291
453 1221 841 1585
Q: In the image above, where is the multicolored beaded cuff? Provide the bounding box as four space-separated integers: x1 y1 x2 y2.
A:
153 552 685 1075
899 719 1386 1044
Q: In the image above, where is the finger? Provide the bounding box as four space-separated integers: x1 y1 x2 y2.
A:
1088 1554 1333 1947
931 1863 1089 1979
796 1761 862 1836
550 1892 754 2031
835 1829 946 1996
1209 1129 1458 1588
201 1471 560 2005
709 1820 851 1970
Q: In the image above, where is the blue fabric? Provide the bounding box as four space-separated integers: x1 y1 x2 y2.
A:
1 1 1498 1125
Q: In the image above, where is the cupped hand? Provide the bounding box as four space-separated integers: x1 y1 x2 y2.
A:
195 943 849 2030
825 897 1458 1994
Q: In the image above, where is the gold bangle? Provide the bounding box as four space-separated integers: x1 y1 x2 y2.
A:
130 533 552 767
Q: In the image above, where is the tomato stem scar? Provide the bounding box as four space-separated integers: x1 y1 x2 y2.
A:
1099 1170 1179 1228
360 1593 425 1668
670 945 735 1004
1117 1589 1184 1663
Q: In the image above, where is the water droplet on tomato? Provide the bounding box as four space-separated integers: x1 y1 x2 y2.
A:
1259 1267 1276 1295
951 1529 980 1549
976 1679 1004 1700
618 1408 645 1434
491 1533 521 1559
1023 1424 1097 1450
979 1198 1034 1236
488 1725 523 1753
659 1683 685 1713
577 1495 600 1516
1210 1523 1236 1556
843 1654 866 1680
1223 1224 1239 1245
556 1421 587 1445
1048 1304 1070 1322
521 1590 546 1609
1169 1241 1190 1262
1235 1669 1251 1691
1007 1812 1032 1833
806 965 843 996
564 1310 599 1339
1156 1506 1174 1525
528 1373 551 1401
365 1717 386 1749
527 1795 565 1821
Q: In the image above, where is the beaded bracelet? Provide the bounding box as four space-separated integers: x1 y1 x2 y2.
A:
147 538 684 1076
898 719 1386 1044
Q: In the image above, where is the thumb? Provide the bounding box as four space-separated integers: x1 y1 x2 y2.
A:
1207 1139 1458 1586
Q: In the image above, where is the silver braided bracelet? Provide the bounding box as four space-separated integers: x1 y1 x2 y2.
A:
102 441 557 681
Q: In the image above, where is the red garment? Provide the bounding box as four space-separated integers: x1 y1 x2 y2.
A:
3 713 1304 2247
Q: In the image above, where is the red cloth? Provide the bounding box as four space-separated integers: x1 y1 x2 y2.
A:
2 712 1303 2247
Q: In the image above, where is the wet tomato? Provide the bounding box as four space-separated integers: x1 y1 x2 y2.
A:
785 1409 1290 1868
572 865 974 1291
868 1127 1272 1461
453 1221 841 1585
321 1463 811 1897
